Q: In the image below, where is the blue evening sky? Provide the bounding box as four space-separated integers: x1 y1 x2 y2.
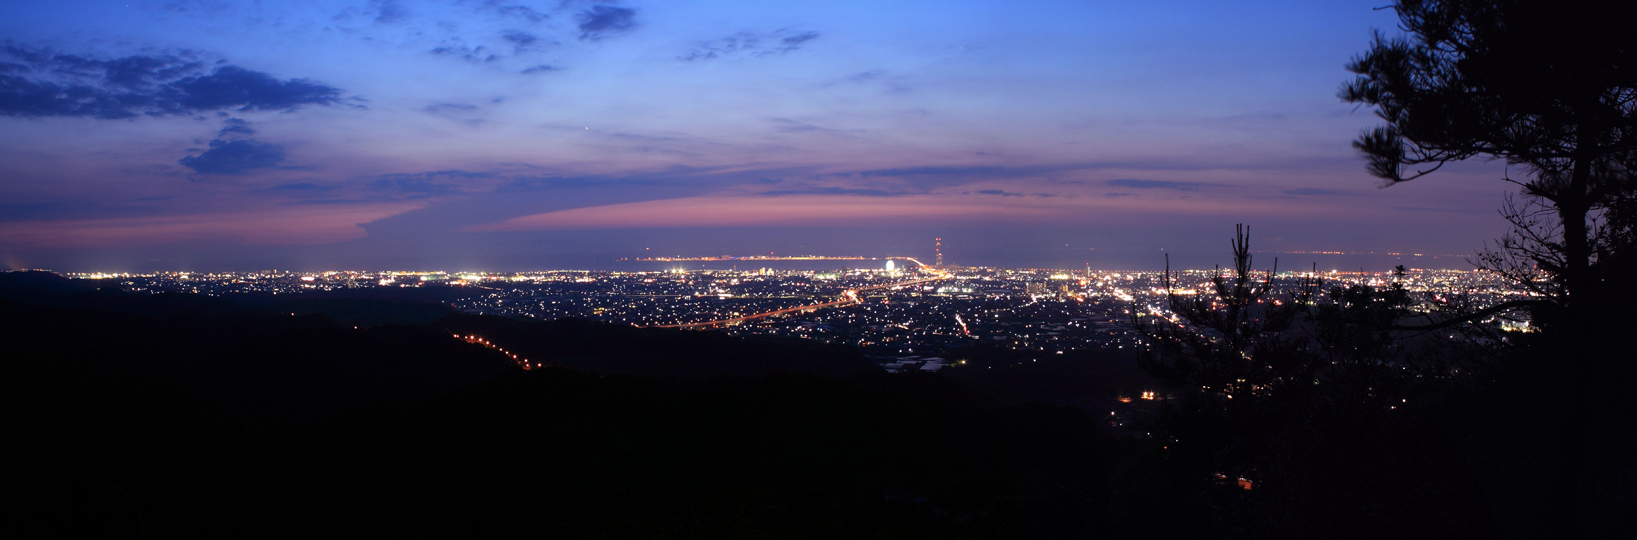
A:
1 1 1516 271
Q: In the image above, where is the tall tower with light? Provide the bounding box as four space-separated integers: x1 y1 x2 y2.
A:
935 238 943 267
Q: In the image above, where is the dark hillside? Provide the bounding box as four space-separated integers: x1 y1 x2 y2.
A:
260 369 1112 538
2 273 1164 538
433 313 880 377
257 297 458 326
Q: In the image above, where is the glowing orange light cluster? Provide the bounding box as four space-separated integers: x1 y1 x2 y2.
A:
454 334 538 369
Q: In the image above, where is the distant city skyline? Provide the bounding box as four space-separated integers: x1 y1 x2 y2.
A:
2 1 1516 271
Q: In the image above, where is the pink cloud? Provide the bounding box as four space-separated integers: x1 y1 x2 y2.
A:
0 203 425 248
466 193 1320 232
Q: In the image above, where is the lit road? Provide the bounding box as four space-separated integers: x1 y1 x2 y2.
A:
454 333 538 370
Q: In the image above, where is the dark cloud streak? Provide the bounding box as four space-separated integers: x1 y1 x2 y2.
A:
488 4 548 22
169 67 341 111
1283 188 1350 196
970 189 1056 198
0 44 343 119
217 118 254 136
859 166 1005 178
782 32 820 47
577 6 637 41
372 0 408 23
502 31 539 52
1106 179 1222 191
178 139 286 175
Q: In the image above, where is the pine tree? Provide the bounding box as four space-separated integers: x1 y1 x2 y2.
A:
1340 0 1637 323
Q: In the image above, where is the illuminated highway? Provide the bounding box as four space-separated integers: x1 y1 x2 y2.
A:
454 333 538 370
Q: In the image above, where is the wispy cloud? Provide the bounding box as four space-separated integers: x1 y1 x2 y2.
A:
422 102 487 123
1392 206 1490 214
857 166 1006 178
367 170 499 199
465 194 1061 231
763 186 909 197
1106 179 1223 191
679 29 821 62
1283 188 1350 196
429 43 498 63
266 182 332 192
462 190 1271 233
423 103 478 114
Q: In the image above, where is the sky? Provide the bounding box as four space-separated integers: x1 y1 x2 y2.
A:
0 0 1521 271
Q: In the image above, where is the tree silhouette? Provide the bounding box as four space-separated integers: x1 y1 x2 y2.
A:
1133 224 1320 398
1344 8 1637 530
1126 227 1583 537
1340 0 1637 322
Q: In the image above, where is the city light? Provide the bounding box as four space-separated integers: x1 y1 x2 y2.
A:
57 266 1521 374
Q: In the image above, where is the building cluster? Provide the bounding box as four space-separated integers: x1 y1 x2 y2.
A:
71 265 1523 369
66 270 400 296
